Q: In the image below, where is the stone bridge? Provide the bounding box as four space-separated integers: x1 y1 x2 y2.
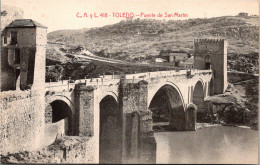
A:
44 69 212 163
1 19 227 164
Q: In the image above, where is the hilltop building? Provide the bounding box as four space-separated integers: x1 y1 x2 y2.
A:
238 12 248 17
154 57 167 63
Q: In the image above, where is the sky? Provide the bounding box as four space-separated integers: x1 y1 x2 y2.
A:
2 0 259 32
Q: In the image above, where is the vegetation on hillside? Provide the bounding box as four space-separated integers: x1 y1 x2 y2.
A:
46 16 259 78
48 16 259 62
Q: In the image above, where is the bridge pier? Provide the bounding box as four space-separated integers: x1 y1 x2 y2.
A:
74 84 94 136
185 104 197 131
119 79 156 164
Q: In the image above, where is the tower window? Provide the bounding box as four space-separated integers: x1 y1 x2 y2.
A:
14 49 20 64
11 31 18 45
4 36 7 44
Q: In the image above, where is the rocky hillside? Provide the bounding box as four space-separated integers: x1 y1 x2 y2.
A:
1 5 24 30
48 16 259 61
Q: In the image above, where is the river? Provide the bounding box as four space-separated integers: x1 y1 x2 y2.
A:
155 126 258 164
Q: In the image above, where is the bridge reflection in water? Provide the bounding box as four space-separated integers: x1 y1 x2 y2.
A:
155 126 258 164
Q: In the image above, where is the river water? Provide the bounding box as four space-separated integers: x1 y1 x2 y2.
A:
155 126 258 164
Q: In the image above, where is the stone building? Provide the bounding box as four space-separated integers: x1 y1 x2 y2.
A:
238 12 248 17
154 57 167 63
179 57 194 68
160 51 189 66
1 19 47 91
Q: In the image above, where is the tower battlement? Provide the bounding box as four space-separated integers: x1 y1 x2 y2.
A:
194 39 225 43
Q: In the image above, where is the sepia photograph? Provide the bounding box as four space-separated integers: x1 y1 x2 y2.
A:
0 0 259 164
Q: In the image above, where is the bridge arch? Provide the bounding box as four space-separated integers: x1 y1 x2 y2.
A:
193 78 204 88
99 95 122 164
192 80 206 122
44 95 74 146
209 78 214 96
45 95 75 115
148 81 185 108
148 82 186 131
98 91 118 103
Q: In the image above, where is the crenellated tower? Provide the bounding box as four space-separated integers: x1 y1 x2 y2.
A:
194 39 228 94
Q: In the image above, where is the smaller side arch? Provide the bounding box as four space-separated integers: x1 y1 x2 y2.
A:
209 78 214 96
45 95 75 115
44 96 75 146
195 78 205 89
192 80 207 122
45 95 75 135
98 91 118 104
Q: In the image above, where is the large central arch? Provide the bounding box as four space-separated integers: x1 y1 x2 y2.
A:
99 95 122 164
149 84 185 131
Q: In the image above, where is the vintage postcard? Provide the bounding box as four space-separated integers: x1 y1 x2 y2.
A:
0 0 259 164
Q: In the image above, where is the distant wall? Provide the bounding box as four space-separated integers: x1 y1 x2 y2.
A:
0 90 45 154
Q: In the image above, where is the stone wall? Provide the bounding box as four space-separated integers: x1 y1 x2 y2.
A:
0 90 45 154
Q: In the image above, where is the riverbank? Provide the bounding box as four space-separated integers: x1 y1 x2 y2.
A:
0 136 96 164
196 122 222 130
153 122 254 132
204 80 258 130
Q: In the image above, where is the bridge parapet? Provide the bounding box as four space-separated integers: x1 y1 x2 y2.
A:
123 69 211 80
45 69 212 93
45 78 121 93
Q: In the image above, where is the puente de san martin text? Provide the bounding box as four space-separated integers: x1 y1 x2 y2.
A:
0 19 227 163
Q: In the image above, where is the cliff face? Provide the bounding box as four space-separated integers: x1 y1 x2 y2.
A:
1 5 24 30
